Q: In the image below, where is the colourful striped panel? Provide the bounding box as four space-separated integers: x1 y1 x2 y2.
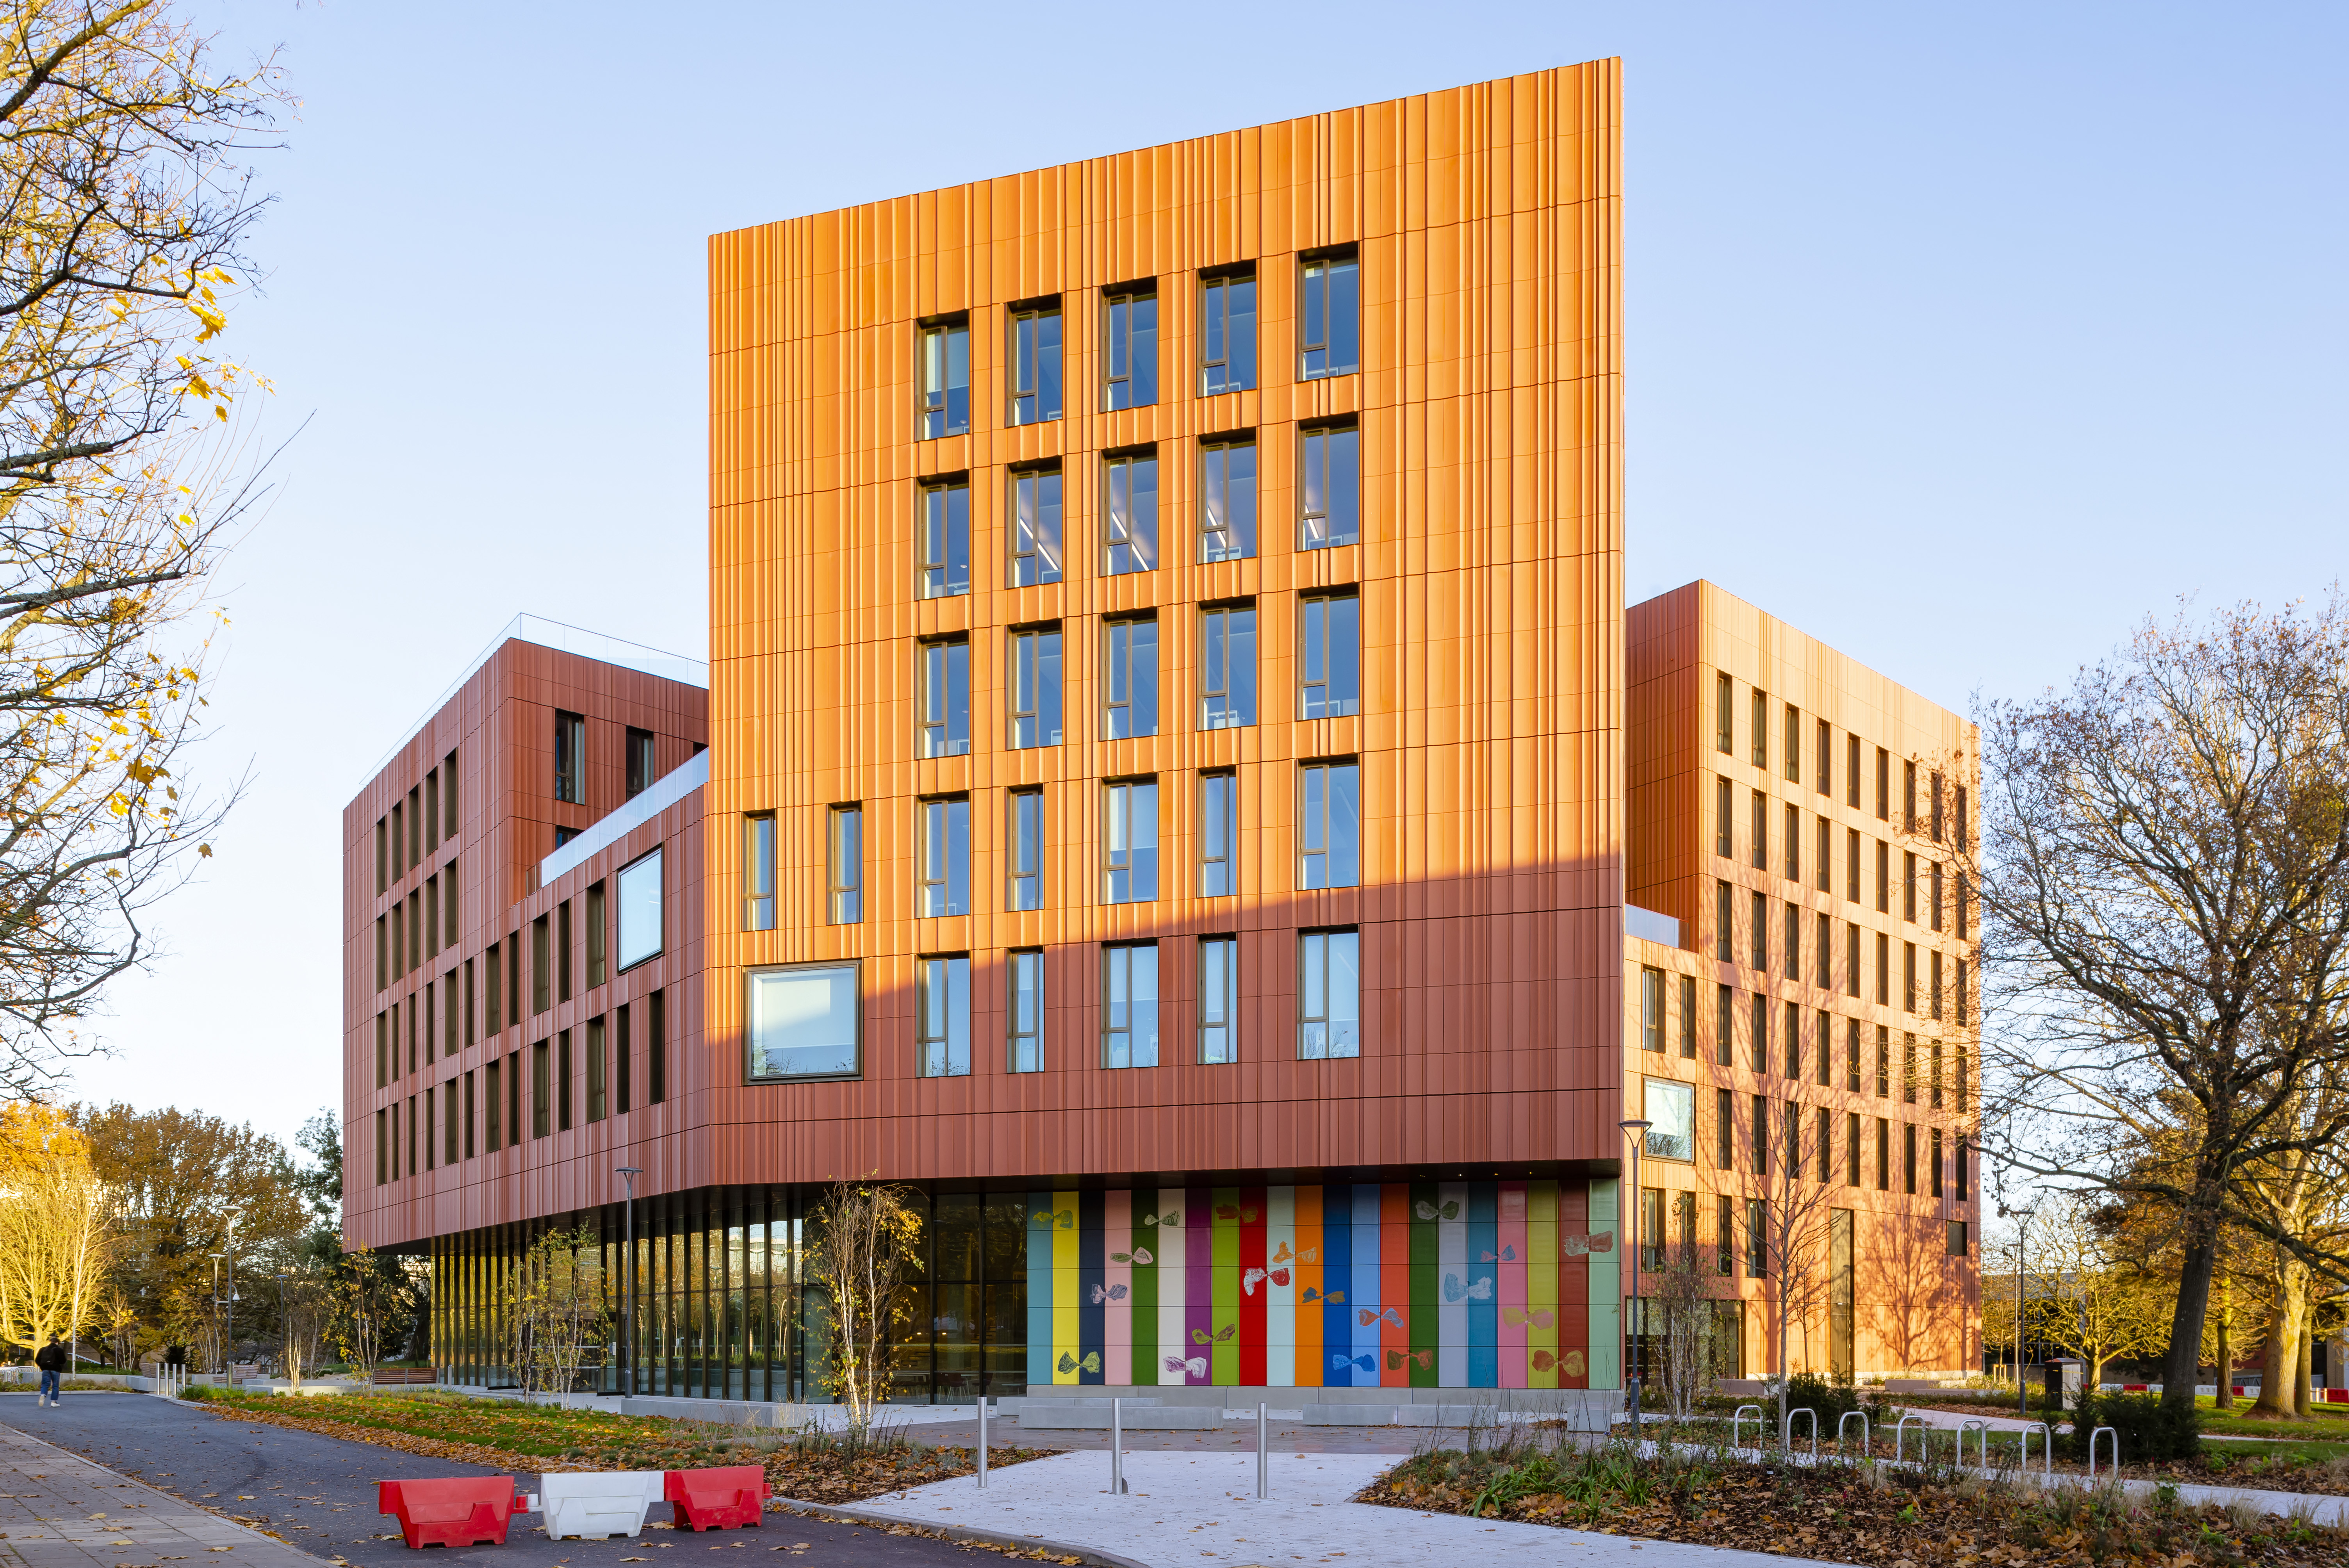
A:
1291 1185 1322 1386
1078 1189 1105 1384
1126 1187 1158 1387
1027 1190 1056 1386
1465 1183 1498 1388
1436 1180 1468 1388
1557 1180 1588 1387
1265 1186 1296 1388
1527 1181 1559 1389
1380 1185 1412 1386
1211 1186 1241 1384
1406 1182 1438 1388
1497 1181 1528 1388
1587 1177 1621 1390
1155 1190 1191 1386
1349 1184 1380 1385
1238 1185 1267 1385
1186 1186 1213 1377
1050 1188 1080 1383
1104 1190 1132 1386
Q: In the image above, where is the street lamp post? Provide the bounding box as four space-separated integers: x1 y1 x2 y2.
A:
617 1167 643 1398
1998 1201 2037 1420
278 1270 292 1383
207 1252 226 1378
1619 1118 1653 1418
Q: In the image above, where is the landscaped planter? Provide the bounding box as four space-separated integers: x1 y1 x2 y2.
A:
538 1472 667 1540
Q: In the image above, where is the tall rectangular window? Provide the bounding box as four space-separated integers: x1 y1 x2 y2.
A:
614 1003 631 1114
444 749 459 836
1930 950 1944 1020
1092 619 1160 742
1716 1088 1734 1169
376 817 388 895
1904 760 1918 831
1008 950 1044 1073
1299 592 1360 719
1877 1116 1890 1189
1103 450 1157 574
1752 992 1770 1073
1904 1032 1919 1104
1200 437 1257 561
586 1015 607 1123
1752 1096 1769 1177
1877 932 1890 1004
1930 861 1944 931
1904 943 1918 1013
1719 1194 1737 1276
1299 251 1359 378
1817 817 1831 893
1785 1101 1802 1180
920 637 971 757
1750 689 1768 769
1200 604 1256 729
1009 466 1064 586
1009 627 1063 748
484 1059 501 1150
1103 285 1157 410
1199 935 1239 1064
1299 423 1359 549
1784 902 1800 980
1715 982 1733 1067
1199 271 1256 394
1903 851 1918 921
1957 959 1970 1028
1931 1038 1944 1108
1846 1017 1862 1090
1847 827 1861 902
626 728 655 798
1876 747 1891 820
485 943 502 1031
557 1030 574 1130
918 796 971 918
1299 760 1361 889
1750 790 1767 870
425 771 440 852
1102 943 1159 1068
1876 840 1890 912
1784 999 1802 1076
1716 673 1734 754
1007 789 1043 912
1784 704 1801 782
1679 974 1697 1058
1816 911 1831 987
1103 779 1158 903
1785 802 1801 882
1198 771 1238 897
531 915 550 1014
554 711 585 804
827 805 863 925
1716 777 1733 857
1904 1123 1918 1195
1846 1111 1861 1186
743 814 777 931
531 1039 550 1138
1298 928 1360 1059
1876 1025 1890 1097
586 881 607 989
557 899 573 1001
919 318 970 438
1749 889 1768 969
1008 301 1062 425
648 989 667 1104
916 954 971 1078
919 479 971 599
1716 880 1732 962
1848 734 1862 808
1816 1009 1832 1085
1816 719 1832 795
1640 967 1664 1053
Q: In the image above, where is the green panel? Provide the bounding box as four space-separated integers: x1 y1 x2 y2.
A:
1409 1180 1439 1387
1587 1176 1621 1390
1129 1186 1158 1386
1212 1186 1240 1384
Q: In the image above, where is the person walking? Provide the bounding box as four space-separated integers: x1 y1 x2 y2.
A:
34 1335 66 1407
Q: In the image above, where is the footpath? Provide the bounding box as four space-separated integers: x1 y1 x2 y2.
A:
0 1418 318 1568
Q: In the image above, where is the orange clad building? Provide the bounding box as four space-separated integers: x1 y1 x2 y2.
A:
343 60 1978 1407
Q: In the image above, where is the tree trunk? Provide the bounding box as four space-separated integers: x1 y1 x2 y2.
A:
2159 1197 2222 1418
2298 1327 2314 1417
2252 1260 2308 1418
2215 1299 2233 1410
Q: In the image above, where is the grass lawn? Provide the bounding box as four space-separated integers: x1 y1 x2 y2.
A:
178 1386 1053 1504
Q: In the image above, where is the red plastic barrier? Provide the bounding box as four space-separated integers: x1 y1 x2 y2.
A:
2326 1389 2349 1404
377 1477 526 1549
664 1466 770 1531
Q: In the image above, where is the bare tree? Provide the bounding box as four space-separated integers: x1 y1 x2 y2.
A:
0 2 288 1094
1976 597 2349 1417
1739 1104 1843 1431
276 1269 328 1388
808 1179 923 1440
0 1155 115 1349
2019 1195 2171 1390
504 1226 605 1403
1648 1238 1728 1422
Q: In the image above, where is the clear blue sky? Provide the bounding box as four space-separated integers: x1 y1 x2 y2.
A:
84 1 2346 1147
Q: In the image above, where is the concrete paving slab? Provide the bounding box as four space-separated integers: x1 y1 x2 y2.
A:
0 1415 318 1568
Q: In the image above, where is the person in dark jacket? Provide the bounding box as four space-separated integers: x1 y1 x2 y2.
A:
34 1335 66 1406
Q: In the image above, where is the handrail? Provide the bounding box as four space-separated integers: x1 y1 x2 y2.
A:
1731 1404 1765 1452
1784 1406 1818 1461
2087 1425 2119 1481
1836 1410 1871 1457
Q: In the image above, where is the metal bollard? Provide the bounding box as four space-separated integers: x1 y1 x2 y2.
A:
976 1396 988 1489
1111 1397 1127 1495
1256 1402 1269 1500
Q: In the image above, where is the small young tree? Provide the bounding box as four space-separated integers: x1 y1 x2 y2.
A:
1649 1240 1727 1422
277 1270 330 1389
331 1246 392 1379
1739 1105 1843 1433
100 1289 140 1372
808 1180 924 1440
504 1226 604 1403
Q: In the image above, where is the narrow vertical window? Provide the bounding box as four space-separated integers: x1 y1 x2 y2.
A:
1102 943 1159 1068
557 1030 573 1130
1751 1096 1769 1178
1816 1009 1831 1085
1750 690 1768 770
919 636 971 757
742 814 777 931
1102 618 1158 739
425 771 440 852
1679 974 1697 1059
1848 734 1862 808
1298 928 1361 1059
1847 921 1864 996
648 989 667 1105
1904 943 1918 1013
1930 950 1944 1021
375 1108 386 1185
918 317 970 438
1816 911 1830 987
1199 935 1240 1064
1008 626 1063 748
1876 841 1889 912
1876 1025 1890 1096
443 857 458 947
1847 1111 1861 1186
531 915 550 1014
485 1060 501 1150
1752 992 1769 1072
425 877 440 959
1007 301 1062 426
614 1003 631 1114
1200 436 1258 561
1784 704 1801 782
1904 760 1918 831
1816 719 1832 795
1903 852 1918 921
1007 789 1043 912
1640 967 1663 1053
444 749 459 835
1299 251 1359 378
1750 790 1766 870
827 805 863 925
1784 902 1800 980
1299 422 1360 549
1847 827 1861 902
917 796 971 918
1876 1116 1890 1188
1846 1018 1861 1091
1198 771 1238 897
1784 999 1801 1076
1930 1039 1944 1108
1199 271 1256 394
587 1015 607 1123
463 1071 476 1159
626 728 655 798
1876 932 1889 1004
554 711 585 804
1009 465 1064 586
1957 873 1971 939
1715 880 1732 962
1715 778 1733 857
1716 673 1734 754
1298 760 1361 890
505 932 520 1026
586 881 607 989
1749 889 1768 969
1817 817 1831 893
1103 284 1157 410
1930 861 1944 931
1904 1033 1919 1104
1298 592 1360 718
1957 959 1970 1028
918 478 973 599
1718 1194 1737 1275
1715 982 1733 1067
1785 803 1800 882
1904 1124 1918 1194
485 943 502 1032
1875 748 1890 820
531 1040 550 1138
1103 779 1158 903
1103 450 1157 574
916 954 971 1077
1008 950 1044 1072
1199 604 1257 729
376 817 388 895
557 899 573 1001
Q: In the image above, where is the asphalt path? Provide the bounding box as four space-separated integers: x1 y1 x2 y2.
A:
0 1393 996 1568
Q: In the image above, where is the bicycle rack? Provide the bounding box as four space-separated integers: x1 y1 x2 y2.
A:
1893 1414 1930 1465
2019 1421 2052 1476
2087 1425 2119 1481
1836 1410 1871 1457
1731 1404 1765 1452
1784 1407 1818 1461
1960 1418 1989 1470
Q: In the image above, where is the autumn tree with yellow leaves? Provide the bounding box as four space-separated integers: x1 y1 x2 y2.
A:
0 1103 115 1352
0 1 287 1094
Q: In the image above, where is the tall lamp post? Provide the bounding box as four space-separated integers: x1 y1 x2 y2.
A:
207 1251 227 1378
1998 1201 2037 1420
617 1167 643 1397
1620 1117 1653 1417
277 1269 292 1382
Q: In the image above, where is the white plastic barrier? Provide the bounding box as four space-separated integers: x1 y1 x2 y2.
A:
537 1472 667 1540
